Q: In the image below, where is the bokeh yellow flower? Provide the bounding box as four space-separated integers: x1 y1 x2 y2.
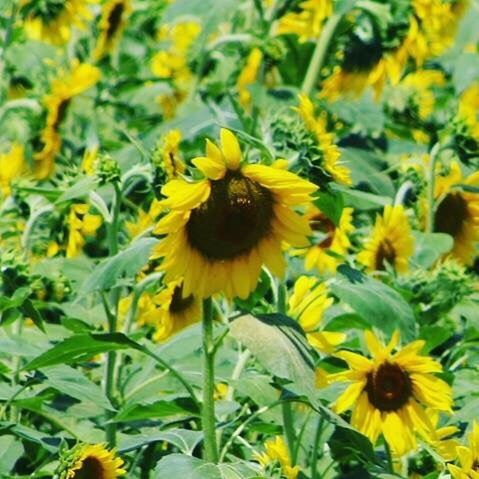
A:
0 144 25 197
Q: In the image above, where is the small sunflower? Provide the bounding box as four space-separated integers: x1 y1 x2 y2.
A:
93 0 132 60
152 129 186 180
59 443 125 479
255 436 301 479
0 143 25 197
298 205 354 274
21 0 95 45
236 47 263 108
66 203 102 258
432 161 479 266
448 421 479 479
457 83 479 145
153 128 316 299
330 330 453 456
297 94 351 185
275 0 333 42
358 204 414 273
34 60 101 179
288 275 345 352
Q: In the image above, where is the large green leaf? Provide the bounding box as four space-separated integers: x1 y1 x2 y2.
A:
330 266 416 340
114 400 195 422
154 454 259 479
119 428 203 454
80 238 159 293
0 436 24 475
411 232 453 269
230 313 317 404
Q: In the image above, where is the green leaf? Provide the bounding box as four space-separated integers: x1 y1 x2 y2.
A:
154 454 260 479
119 428 203 454
114 400 195 422
328 426 380 466
80 238 159 294
411 232 453 269
230 313 317 404
331 266 416 340
0 436 24 475
55 176 98 203
334 185 391 210
23 333 139 371
20 299 46 333
0 287 30 312
40 364 112 410
313 190 344 226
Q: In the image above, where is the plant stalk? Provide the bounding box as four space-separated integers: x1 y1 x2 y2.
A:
425 143 441 234
301 13 343 96
202 298 219 463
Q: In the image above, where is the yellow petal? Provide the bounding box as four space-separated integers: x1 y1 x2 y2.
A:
220 128 241 170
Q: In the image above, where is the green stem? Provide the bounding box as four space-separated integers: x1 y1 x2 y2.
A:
425 143 441 234
202 298 219 463
103 181 122 447
311 416 325 479
301 13 343 96
384 441 394 473
282 401 296 462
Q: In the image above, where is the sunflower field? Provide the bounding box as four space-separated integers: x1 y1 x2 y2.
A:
0 0 479 477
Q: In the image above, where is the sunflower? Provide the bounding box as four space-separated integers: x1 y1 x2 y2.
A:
276 0 333 42
152 129 186 180
255 436 301 479
59 443 125 479
21 0 95 45
236 47 263 108
0 144 25 197
153 128 316 299
358 204 414 273
288 275 345 352
34 60 101 179
330 330 453 456
66 203 102 258
297 94 352 185
432 161 479 266
93 0 132 60
457 83 479 143
448 421 479 479
297 206 354 274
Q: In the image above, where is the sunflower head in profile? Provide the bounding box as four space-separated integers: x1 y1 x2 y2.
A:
288 275 345 352
93 0 132 60
295 205 354 274
358 204 414 273
153 128 317 299
137 279 202 342
330 330 453 457
21 0 95 45
432 161 479 266
58 443 125 479
448 421 479 479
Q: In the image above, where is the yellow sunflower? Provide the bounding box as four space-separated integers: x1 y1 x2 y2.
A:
275 0 333 42
21 0 96 45
153 128 316 299
255 436 301 479
66 203 102 258
297 94 352 185
61 443 125 479
35 60 101 179
330 330 453 457
298 206 354 274
152 129 186 179
432 161 479 266
457 83 479 142
93 0 132 60
448 421 479 479
0 143 25 197
288 275 345 352
236 47 263 108
358 204 414 273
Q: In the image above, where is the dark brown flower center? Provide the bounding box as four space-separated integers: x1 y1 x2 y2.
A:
52 99 71 131
72 456 104 479
106 2 125 40
310 214 336 248
434 192 468 238
169 284 194 314
375 239 396 271
186 171 274 260
365 362 412 412
473 460 479 471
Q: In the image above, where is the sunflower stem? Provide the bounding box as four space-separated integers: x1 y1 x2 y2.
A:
425 142 441 234
202 297 219 463
301 13 343 96
384 441 394 473
282 401 296 463
104 180 122 447
311 416 325 479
